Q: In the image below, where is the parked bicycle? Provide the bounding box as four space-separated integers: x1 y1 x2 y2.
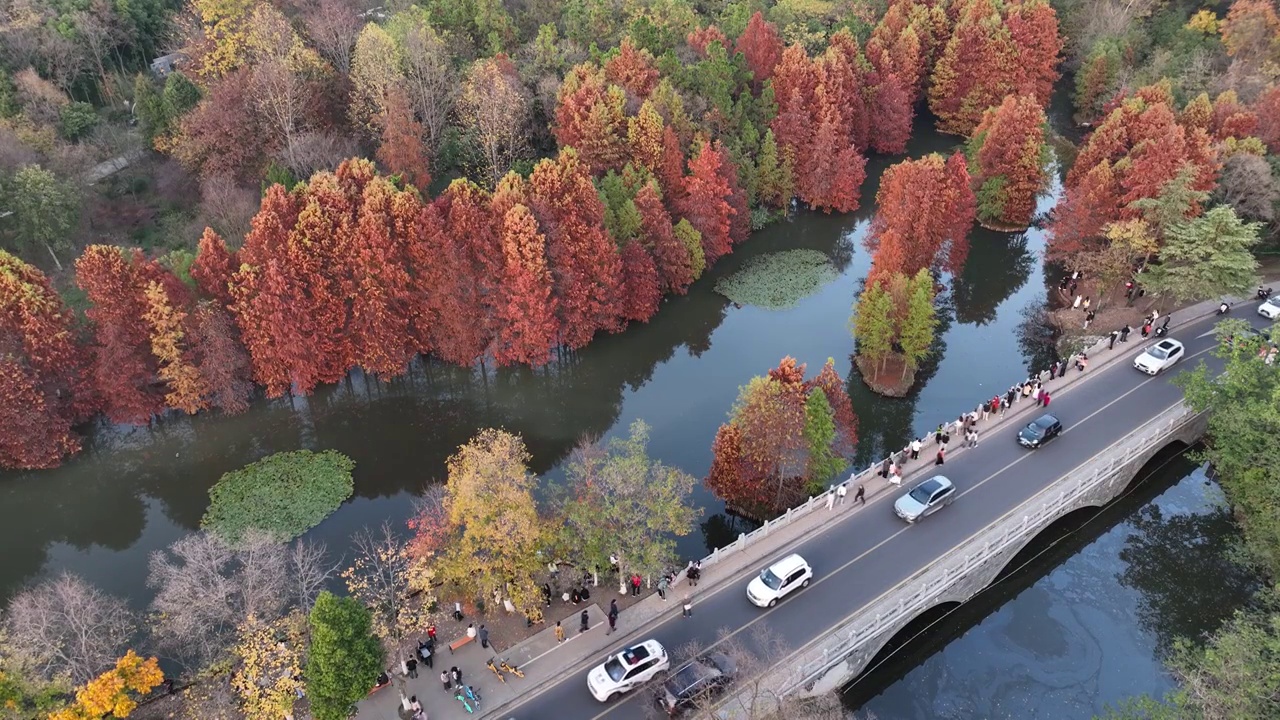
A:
453 690 474 713
487 657 506 683
499 659 525 679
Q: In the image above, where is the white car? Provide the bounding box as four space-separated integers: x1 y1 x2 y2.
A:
588 639 669 702
1259 296 1280 320
1133 338 1185 375
746 553 812 607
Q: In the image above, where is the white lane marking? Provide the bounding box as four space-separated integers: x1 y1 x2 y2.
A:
566 343 1226 720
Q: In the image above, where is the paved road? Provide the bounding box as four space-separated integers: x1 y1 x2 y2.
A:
496 307 1272 720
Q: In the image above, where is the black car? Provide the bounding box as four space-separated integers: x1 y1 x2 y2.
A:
654 652 737 716
1017 414 1062 448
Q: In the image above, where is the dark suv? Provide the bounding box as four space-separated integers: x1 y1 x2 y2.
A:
654 652 737 716
1018 413 1062 448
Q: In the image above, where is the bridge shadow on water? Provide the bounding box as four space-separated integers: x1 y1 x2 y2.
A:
839 440 1196 711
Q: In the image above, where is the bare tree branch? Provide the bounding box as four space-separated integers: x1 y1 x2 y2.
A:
1 573 135 686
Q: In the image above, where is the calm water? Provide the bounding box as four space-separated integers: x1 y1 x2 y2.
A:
845 456 1259 719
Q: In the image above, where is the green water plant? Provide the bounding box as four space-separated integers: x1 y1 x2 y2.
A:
202 450 355 543
714 249 837 309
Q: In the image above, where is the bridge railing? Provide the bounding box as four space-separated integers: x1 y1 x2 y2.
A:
773 400 1201 696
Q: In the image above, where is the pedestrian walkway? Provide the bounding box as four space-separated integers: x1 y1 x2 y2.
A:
357 293 1253 720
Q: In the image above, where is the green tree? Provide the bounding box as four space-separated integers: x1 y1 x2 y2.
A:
802 388 845 491
162 72 203 121
1140 206 1260 305
898 269 937 377
306 592 383 720
3 166 79 271
1129 165 1210 245
673 219 706 280
554 420 701 586
133 74 168 143
755 129 795 211
58 102 98 141
597 171 644 243
850 281 895 371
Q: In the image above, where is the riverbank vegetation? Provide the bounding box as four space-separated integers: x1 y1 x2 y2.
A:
707 356 857 517
201 450 356 542
2 0 1071 470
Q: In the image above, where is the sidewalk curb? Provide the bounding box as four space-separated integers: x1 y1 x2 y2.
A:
478 293 1265 719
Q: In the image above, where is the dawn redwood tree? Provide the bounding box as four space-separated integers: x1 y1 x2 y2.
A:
1208 90 1259 143
805 358 858 460
635 183 694 295
803 388 845 487
864 153 975 279
0 251 94 469
528 149 624 349
735 11 784 86
803 100 867 213
143 281 208 415
867 71 914 155
491 204 559 367
687 24 729 58
553 65 629 175
188 303 254 414
928 0 1021 136
626 101 665 175
898 269 938 378
754 129 796 210
770 45 818 157
429 179 502 365
706 423 765 510
618 241 662 323
1047 160 1120 261
375 87 432 191
731 374 808 509
347 177 415 378
717 142 752 245
231 258 317 397
1004 0 1062 107
76 246 171 424
968 94 1049 229
603 38 659 100
191 228 238 308
680 140 737 265
850 279 896 373
1255 86 1280 154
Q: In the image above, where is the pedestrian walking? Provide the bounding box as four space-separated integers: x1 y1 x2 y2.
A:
451 666 462 686
1083 297 1091 311
982 400 991 421
1120 325 1131 342
478 625 489 649
453 602 464 621
1073 294 1082 309
542 583 552 607
825 488 835 510
1084 310 1095 330
441 670 452 691
854 484 866 505
1159 316 1170 333
941 429 951 447
1151 308 1159 322
687 560 701 587
837 483 848 504
1034 385 1043 406
879 457 891 478
1141 322 1151 338
555 620 565 643
1003 391 1013 414
910 438 921 460
630 573 642 597
407 657 418 678
682 596 693 618
1109 330 1118 349
657 574 669 601
579 609 590 633
970 429 979 448
1043 391 1051 407
935 424 944 445
889 460 898 477
889 468 902 486
1076 354 1088 372
606 600 619 634
935 448 945 465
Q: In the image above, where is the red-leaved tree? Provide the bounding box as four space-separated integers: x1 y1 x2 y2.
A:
969 94 1049 229
191 228 238 308
635 183 694 295
680 141 737 265
492 204 559 367
0 251 94 468
376 87 433 190
736 12 784 86
604 38 660 100
865 153 975 281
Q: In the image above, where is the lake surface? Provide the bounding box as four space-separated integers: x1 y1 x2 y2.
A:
844 455 1259 719
0 109 1068 608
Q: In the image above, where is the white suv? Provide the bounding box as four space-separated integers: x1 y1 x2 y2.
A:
746 553 813 607
588 639 669 702
1259 296 1280 320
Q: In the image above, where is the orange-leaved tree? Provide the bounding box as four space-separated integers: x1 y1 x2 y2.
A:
49 650 163 720
968 94 1050 229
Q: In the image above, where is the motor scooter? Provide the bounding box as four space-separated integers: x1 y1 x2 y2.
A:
1217 302 1230 315
1259 286 1275 300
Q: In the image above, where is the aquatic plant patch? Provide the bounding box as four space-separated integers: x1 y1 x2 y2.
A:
202 449 355 543
714 249 838 309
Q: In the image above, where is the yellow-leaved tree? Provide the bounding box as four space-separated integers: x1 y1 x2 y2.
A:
230 613 305 720
190 0 256 79
48 650 163 720
437 429 545 615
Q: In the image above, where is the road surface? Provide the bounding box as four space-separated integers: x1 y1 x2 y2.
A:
498 307 1271 720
